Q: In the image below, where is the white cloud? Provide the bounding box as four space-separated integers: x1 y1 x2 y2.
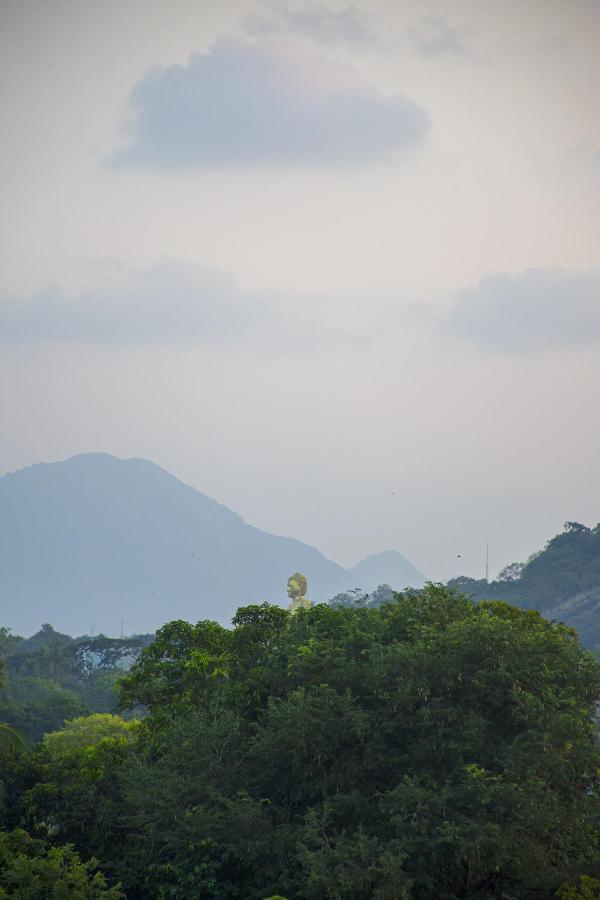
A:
443 268 600 353
0 260 263 345
108 37 429 169
0 258 375 351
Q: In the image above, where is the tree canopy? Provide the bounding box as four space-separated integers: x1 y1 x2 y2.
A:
2 586 599 898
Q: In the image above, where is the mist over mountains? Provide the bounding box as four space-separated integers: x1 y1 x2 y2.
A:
0 453 425 636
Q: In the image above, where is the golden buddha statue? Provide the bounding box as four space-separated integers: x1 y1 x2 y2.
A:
287 572 313 614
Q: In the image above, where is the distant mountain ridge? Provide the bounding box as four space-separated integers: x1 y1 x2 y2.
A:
0 453 425 636
449 521 600 650
349 550 425 593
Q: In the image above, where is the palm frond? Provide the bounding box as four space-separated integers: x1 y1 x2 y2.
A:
0 722 28 753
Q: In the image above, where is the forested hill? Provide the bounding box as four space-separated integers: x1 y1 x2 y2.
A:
2 589 599 897
449 521 600 650
0 454 425 636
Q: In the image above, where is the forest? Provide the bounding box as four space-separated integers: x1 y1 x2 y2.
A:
449 522 600 652
0 626 152 743
1 585 599 898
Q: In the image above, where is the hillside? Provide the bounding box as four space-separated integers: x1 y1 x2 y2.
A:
0 453 424 636
349 549 425 592
449 521 600 650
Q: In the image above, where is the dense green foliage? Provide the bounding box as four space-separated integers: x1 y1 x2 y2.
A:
0 626 152 742
328 584 396 609
0 651 129 896
0 677 87 744
0 829 123 898
2 587 598 898
558 876 600 899
449 522 600 650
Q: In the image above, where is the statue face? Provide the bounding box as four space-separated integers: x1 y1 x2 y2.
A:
287 577 302 599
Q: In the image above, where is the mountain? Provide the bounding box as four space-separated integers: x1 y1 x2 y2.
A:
448 521 600 650
349 550 426 592
0 453 360 636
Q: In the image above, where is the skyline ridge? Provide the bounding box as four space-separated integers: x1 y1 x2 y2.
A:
0 451 426 637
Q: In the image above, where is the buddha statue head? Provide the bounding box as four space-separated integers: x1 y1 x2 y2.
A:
287 572 308 601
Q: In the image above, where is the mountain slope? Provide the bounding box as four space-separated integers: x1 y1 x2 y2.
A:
0 453 355 635
448 521 600 650
349 549 426 592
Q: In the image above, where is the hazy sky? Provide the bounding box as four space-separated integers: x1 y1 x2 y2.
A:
1 0 599 582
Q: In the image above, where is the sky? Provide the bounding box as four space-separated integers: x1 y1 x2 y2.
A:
1 0 599 583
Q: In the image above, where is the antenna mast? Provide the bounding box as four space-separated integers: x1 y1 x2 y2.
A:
485 542 489 583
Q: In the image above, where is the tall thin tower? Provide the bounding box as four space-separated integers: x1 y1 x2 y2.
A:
485 542 489 583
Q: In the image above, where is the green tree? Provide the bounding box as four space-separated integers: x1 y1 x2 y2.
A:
22 715 138 868
0 829 123 898
0 662 25 750
0 676 88 743
42 714 137 759
17 589 600 898
558 876 600 898
105 588 600 898
0 660 28 813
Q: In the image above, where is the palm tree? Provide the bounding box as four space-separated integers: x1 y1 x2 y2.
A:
0 722 28 753
0 660 28 808
0 723 28 812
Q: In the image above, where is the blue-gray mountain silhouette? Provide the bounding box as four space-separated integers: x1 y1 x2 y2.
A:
350 550 426 593
0 454 424 636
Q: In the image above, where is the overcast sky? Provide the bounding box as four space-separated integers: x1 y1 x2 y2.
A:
1 0 599 582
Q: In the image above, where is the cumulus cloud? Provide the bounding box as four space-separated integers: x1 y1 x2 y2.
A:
108 37 429 169
443 268 600 353
243 3 378 48
0 260 265 345
0 259 371 350
407 17 465 57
